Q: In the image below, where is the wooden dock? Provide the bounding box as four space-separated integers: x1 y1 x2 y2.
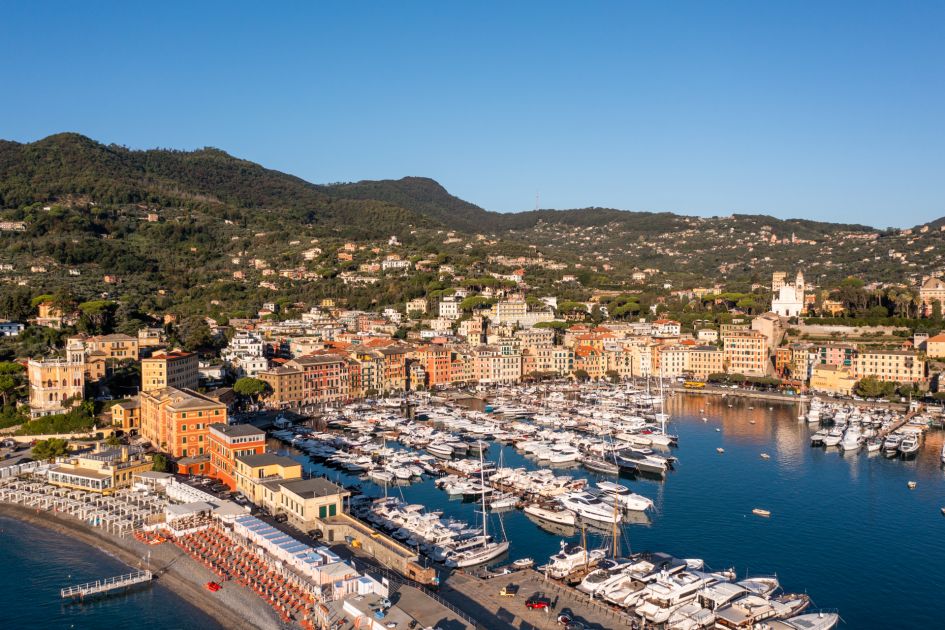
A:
60 570 153 599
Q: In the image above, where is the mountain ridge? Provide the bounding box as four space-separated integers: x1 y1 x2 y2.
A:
0 133 886 235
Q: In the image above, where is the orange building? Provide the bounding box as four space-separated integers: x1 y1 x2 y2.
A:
140 387 226 465
414 344 453 388
207 423 266 490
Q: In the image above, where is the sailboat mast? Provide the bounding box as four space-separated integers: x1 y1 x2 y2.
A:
480 448 487 539
612 492 620 557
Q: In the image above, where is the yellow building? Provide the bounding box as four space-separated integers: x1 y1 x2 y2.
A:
687 346 726 379
926 333 945 359
85 333 140 361
141 350 198 392
265 478 349 530
234 453 303 505
110 397 141 432
852 350 925 384
809 364 857 396
46 444 152 494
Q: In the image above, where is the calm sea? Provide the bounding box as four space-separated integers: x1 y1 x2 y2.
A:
277 395 945 629
0 515 223 630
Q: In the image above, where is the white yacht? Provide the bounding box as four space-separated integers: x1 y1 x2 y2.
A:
839 426 863 452
558 491 622 524
763 611 840 630
595 481 654 512
635 571 717 624
821 428 843 447
576 557 634 595
523 503 577 526
540 541 606 579
899 434 920 457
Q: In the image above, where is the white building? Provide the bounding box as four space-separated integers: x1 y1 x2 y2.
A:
221 331 269 377
438 296 460 320
771 271 806 317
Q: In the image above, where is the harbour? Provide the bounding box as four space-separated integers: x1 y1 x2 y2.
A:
267 387 945 629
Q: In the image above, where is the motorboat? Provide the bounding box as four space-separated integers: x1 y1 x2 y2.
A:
763 611 840 630
539 541 606 579
426 443 453 458
614 449 669 475
736 575 780 596
882 433 903 455
821 428 843 447
594 481 654 512
839 426 863 452
576 557 634 595
899 434 920 457
635 571 718 624
558 491 622 524
866 437 882 453
582 455 619 475
523 503 577 526
809 429 828 446
489 493 518 510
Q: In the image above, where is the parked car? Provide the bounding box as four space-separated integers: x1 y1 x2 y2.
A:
525 595 550 610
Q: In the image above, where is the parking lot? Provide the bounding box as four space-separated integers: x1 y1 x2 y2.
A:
441 569 638 629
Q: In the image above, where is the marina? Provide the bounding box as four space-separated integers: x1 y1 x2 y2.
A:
265 384 945 629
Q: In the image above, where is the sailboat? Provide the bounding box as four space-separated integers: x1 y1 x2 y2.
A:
445 449 509 567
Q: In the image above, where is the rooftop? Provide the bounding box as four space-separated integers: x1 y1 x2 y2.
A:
236 453 299 468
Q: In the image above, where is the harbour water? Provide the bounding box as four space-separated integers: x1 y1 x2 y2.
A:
279 394 945 629
0 514 223 629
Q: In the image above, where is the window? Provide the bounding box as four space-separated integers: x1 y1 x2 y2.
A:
319 505 327 518
329 504 336 517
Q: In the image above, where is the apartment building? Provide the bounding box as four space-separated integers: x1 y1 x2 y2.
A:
141 351 199 392
472 345 522 384
207 423 266 490
687 345 726 379
258 364 305 407
139 387 227 461
852 350 925 384
722 329 769 377
292 354 352 405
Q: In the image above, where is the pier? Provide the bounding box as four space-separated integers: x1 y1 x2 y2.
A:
60 570 153 599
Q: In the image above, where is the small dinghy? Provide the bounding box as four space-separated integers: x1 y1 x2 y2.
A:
716 447 725 454
752 508 771 517
907 481 917 489
760 453 770 459
512 557 534 569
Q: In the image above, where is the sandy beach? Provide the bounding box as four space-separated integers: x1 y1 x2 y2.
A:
0 503 287 630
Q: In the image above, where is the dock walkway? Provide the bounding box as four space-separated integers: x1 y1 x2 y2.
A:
60 569 153 599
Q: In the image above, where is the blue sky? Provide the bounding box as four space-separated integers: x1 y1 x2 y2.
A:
2 1 943 227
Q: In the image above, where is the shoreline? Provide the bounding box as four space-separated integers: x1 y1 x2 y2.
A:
0 503 284 630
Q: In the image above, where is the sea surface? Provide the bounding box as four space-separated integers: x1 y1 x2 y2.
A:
0 515 223 630
276 394 945 629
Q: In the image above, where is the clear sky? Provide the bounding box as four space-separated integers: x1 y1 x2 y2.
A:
2 1 943 227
